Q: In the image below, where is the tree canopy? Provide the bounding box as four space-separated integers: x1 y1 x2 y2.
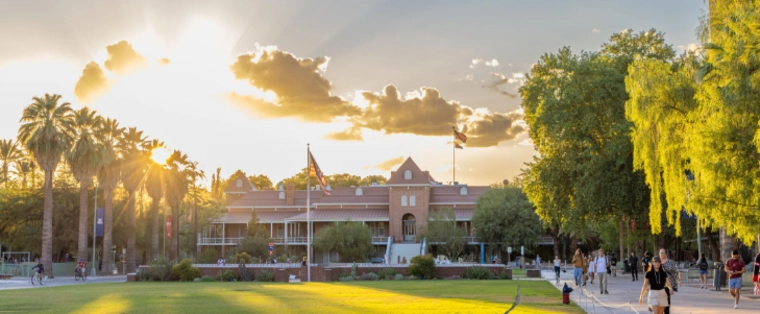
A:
472 186 542 252
419 208 465 260
313 219 373 263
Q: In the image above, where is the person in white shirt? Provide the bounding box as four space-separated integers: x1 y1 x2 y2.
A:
536 255 541 267
589 257 596 284
554 256 562 279
595 249 610 294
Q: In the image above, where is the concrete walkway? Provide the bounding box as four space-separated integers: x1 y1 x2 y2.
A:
541 268 760 313
0 275 126 290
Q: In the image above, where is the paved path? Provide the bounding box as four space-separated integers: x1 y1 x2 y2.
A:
540 268 760 313
0 275 126 290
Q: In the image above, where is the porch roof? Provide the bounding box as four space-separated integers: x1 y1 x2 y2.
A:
286 208 390 222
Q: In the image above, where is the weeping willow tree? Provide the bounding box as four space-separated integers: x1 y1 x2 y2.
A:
625 1 760 247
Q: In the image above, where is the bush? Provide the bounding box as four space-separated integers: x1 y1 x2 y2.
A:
148 258 175 281
217 269 237 281
172 259 201 281
378 268 399 280
199 276 216 282
498 269 512 280
198 249 221 264
463 266 495 280
235 252 252 264
358 272 379 281
256 270 274 282
408 254 436 279
338 271 354 281
394 274 405 280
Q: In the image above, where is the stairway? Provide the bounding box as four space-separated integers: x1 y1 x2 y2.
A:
390 243 422 264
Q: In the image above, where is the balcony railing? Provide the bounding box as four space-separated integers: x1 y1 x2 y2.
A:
200 236 390 246
198 238 243 245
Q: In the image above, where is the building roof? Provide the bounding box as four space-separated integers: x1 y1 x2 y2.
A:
214 210 305 224
429 186 489 204
386 157 436 185
286 208 390 222
224 172 257 194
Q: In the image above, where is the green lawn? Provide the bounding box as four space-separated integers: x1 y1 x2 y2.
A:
0 280 583 313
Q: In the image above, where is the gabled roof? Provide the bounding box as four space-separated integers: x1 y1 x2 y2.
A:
386 157 436 185
224 172 256 194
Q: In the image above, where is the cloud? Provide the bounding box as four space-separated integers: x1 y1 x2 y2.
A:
157 58 171 65
324 127 363 141
374 156 405 171
103 41 147 74
74 61 109 103
677 43 701 53
592 28 600 33
518 138 534 146
229 46 360 122
471 58 499 67
464 110 526 147
481 72 526 98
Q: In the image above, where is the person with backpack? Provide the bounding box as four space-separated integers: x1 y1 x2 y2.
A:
696 253 709 289
595 249 611 294
641 251 652 275
610 253 618 277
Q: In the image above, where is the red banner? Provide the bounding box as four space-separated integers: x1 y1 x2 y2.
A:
166 216 172 239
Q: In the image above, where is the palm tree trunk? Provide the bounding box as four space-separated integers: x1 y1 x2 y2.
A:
151 198 160 261
170 204 178 260
42 170 54 278
193 190 198 258
78 182 90 263
126 190 136 273
102 189 114 275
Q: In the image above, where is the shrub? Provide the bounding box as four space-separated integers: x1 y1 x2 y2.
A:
338 271 354 281
148 258 175 281
256 270 274 282
394 274 405 280
408 254 436 279
235 252 253 264
217 269 237 281
463 266 495 280
358 272 379 281
497 269 512 280
198 249 221 264
172 259 201 281
199 276 216 282
378 268 399 280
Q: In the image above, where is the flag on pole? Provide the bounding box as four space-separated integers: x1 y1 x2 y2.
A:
453 126 467 143
454 142 463 149
309 151 330 195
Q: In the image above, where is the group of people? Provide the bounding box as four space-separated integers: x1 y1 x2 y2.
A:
571 248 613 294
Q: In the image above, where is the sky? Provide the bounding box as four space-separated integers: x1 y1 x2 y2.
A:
0 0 706 186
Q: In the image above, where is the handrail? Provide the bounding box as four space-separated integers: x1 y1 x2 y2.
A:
420 237 427 256
385 236 393 264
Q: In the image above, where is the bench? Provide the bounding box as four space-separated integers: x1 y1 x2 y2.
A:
0 274 11 280
526 269 542 278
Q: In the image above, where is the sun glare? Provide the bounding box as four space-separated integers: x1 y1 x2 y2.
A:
151 147 172 165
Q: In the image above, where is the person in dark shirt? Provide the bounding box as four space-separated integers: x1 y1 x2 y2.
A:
639 257 672 314
753 252 760 294
629 252 639 281
611 254 618 277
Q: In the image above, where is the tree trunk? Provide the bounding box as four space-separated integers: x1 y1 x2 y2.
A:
151 197 160 261
126 190 136 273
42 170 54 278
551 225 560 259
78 182 90 263
619 220 624 264
102 189 114 275
570 234 578 255
719 227 738 263
170 204 178 260
194 192 198 259
705 226 720 261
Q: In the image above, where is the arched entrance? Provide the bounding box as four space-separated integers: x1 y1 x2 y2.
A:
402 214 416 242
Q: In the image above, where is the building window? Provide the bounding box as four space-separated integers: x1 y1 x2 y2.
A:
276 225 284 238
236 179 242 187
460 187 468 195
410 195 416 206
401 195 408 206
379 223 385 236
356 188 363 196
404 170 412 180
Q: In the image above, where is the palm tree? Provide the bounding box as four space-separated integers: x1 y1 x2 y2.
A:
120 127 148 272
96 118 124 274
17 93 76 277
0 139 23 190
67 107 108 262
185 161 205 258
144 139 166 261
165 150 190 260
15 159 33 189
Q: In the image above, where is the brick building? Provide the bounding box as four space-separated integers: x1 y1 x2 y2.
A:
199 157 490 263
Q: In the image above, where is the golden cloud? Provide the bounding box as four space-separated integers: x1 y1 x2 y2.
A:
464 111 525 147
103 41 147 74
229 47 361 122
374 156 405 171
324 126 363 141
74 61 109 103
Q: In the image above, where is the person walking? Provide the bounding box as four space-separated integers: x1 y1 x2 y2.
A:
595 249 610 294
553 255 561 280
725 250 746 309
753 252 760 296
639 256 673 314
696 253 709 289
536 255 541 268
610 253 618 277
572 249 584 286
630 252 639 281
659 249 678 314
588 256 596 284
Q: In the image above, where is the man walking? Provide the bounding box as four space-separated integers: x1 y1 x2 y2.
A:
595 249 610 294
630 252 639 281
725 250 746 309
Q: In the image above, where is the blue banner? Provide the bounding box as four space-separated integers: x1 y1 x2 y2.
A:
96 208 104 236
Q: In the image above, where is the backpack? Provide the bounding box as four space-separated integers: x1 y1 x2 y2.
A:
595 257 611 274
698 259 708 271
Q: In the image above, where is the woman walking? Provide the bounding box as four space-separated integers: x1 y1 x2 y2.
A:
554 255 561 281
639 256 673 314
571 249 584 286
696 253 709 289
659 249 678 314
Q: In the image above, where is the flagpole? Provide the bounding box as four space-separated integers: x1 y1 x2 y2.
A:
306 144 311 283
453 138 456 184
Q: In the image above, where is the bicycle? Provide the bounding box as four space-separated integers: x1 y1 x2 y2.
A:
31 269 46 286
75 267 87 281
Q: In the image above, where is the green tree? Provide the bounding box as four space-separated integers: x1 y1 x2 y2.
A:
329 173 361 188
235 211 270 260
360 175 387 186
472 186 542 254
0 139 23 190
419 208 465 260
248 174 273 190
165 150 190 260
144 139 166 261
120 127 148 272
67 107 108 261
313 219 373 263
17 93 76 277
96 118 123 274
281 168 321 190
185 161 205 258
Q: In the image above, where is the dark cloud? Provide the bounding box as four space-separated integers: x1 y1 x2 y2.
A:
74 61 109 103
374 156 405 171
481 72 524 98
229 47 360 122
464 111 525 147
353 85 473 136
103 40 147 74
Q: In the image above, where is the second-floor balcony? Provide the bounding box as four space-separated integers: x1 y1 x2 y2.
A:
198 236 390 246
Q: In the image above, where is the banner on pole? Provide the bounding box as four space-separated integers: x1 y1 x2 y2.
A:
268 242 274 256
166 216 172 239
96 208 104 236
